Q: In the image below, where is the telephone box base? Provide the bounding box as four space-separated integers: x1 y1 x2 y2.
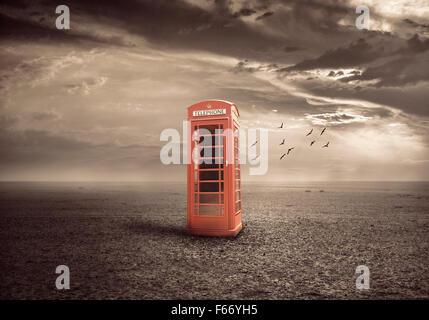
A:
187 223 242 237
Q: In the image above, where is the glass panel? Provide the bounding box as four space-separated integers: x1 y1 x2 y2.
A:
199 147 223 158
215 147 224 158
194 171 198 181
236 180 240 190
216 135 224 147
194 205 198 215
199 125 217 134
220 206 224 216
194 194 198 203
199 135 214 147
200 170 220 180
236 191 240 201
235 170 240 179
200 182 219 192
200 193 219 204
199 205 219 216
200 162 223 169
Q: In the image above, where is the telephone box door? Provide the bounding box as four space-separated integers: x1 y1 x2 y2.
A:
190 119 228 230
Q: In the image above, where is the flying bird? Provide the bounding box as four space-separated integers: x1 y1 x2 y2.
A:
323 142 329 148
310 140 315 146
306 129 313 136
250 141 258 147
287 147 295 155
320 127 326 135
280 153 286 160
280 138 285 145
278 122 283 128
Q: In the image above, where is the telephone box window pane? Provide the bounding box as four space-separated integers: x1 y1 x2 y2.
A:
200 163 223 169
194 183 197 191
236 191 240 201
199 136 223 149
199 205 219 216
215 147 224 158
200 147 223 158
200 182 219 192
194 194 198 203
236 180 240 190
199 135 214 147
200 193 219 204
215 136 224 147
194 206 198 215
221 171 224 180
235 170 240 179
220 194 224 203
199 125 217 134
199 126 223 135
200 171 219 180
194 171 198 181
220 206 224 216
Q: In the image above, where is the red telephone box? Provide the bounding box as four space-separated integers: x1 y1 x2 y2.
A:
187 100 242 237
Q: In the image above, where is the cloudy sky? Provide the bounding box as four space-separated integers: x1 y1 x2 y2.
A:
0 0 428 181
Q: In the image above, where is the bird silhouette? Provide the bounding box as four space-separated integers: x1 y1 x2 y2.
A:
250 141 258 147
310 140 315 146
287 147 295 155
278 122 283 128
320 127 326 135
280 153 286 160
306 129 313 136
280 138 285 145
323 142 329 148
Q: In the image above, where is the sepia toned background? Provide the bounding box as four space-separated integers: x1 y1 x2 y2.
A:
0 0 428 182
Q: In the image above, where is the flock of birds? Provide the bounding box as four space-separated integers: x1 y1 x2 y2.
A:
251 122 330 160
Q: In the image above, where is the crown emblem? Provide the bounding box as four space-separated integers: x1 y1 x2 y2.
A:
206 104 212 108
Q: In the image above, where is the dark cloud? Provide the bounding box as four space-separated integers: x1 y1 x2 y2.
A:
403 18 429 30
231 60 257 73
0 12 135 47
256 11 274 20
0 0 370 63
337 35 429 87
340 56 429 87
282 38 383 71
284 46 301 52
404 34 429 53
232 8 257 18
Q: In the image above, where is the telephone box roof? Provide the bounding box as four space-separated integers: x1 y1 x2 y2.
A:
188 99 240 116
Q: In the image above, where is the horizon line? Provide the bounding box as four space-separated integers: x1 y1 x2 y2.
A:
0 180 428 183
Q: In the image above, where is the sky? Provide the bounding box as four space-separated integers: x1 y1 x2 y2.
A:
0 0 428 181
